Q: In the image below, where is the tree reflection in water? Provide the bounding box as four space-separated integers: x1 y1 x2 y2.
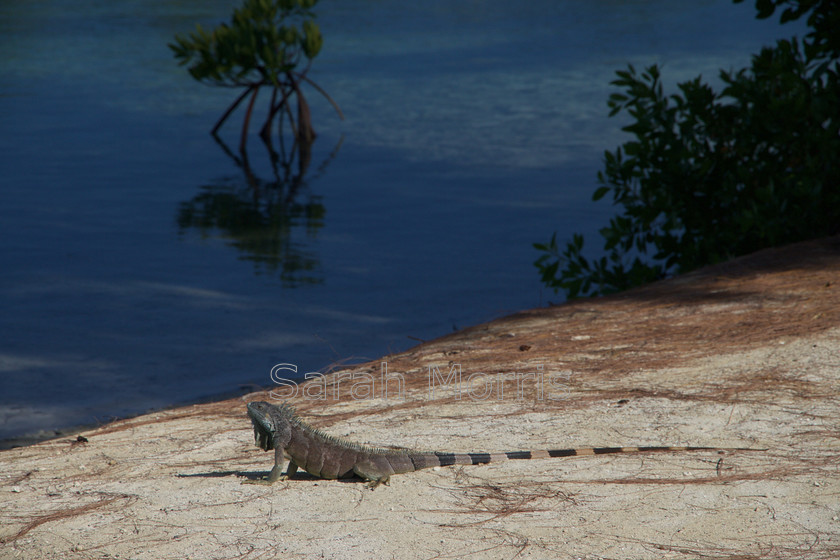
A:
177 134 342 286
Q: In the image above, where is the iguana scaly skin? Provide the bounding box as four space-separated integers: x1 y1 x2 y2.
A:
245 401 748 488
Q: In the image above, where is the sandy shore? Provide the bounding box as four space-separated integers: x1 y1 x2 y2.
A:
2 236 839 559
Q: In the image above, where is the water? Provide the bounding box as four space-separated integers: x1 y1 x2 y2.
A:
0 0 801 443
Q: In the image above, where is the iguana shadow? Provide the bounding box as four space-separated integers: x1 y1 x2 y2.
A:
176 470 362 484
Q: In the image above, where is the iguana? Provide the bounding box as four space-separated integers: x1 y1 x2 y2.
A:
245 400 752 488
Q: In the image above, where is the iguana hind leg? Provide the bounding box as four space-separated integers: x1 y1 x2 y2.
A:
353 462 390 490
366 476 389 489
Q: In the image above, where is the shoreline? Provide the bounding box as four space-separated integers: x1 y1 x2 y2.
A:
0 385 270 451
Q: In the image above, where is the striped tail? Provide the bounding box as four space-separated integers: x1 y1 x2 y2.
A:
426 446 733 468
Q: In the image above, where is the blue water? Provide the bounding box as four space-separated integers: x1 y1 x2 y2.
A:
0 0 801 442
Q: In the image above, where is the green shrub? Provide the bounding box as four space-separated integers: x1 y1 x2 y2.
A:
535 0 840 299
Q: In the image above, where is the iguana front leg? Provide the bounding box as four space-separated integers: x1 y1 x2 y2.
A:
245 447 296 485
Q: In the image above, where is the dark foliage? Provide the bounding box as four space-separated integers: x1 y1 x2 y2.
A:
535 0 840 298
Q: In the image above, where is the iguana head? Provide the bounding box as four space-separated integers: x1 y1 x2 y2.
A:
247 401 277 451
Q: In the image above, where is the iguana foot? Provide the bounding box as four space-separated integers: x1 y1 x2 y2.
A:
243 470 289 485
243 478 274 485
366 476 390 490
